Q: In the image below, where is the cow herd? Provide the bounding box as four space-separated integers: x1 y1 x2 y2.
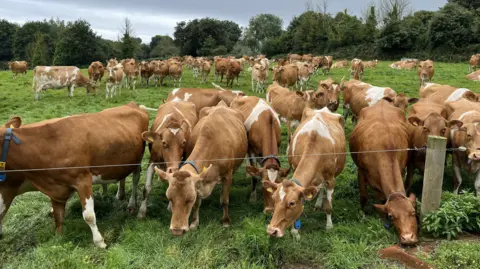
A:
2 54 480 249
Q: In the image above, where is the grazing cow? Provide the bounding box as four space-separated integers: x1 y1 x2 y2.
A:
342 80 418 124
417 60 435 86
405 99 454 190
272 64 299 88
350 59 364 80
226 60 241 87
139 61 154 86
137 101 198 218
363 60 379 68
350 99 418 245
469 54 480 72
295 62 315 91
87 61 105 84
266 82 329 140
419 83 478 107
331 60 348 69
151 60 170 87
263 107 346 237
169 62 183 87
466 70 480 81
251 63 268 93
200 59 211 83
448 104 480 195
214 58 229 82
287 53 302 63
8 61 27 78
166 86 245 113
32 66 96 100
122 58 137 90
154 102 248 235
105 64 124 98
230 96 289 212
0 103 149 248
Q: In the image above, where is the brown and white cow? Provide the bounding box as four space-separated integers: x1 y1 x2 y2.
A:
107 58 118 68
350 59 364 80
230 96 290 212
88 61 105 84
363 60 379 69
317 77 342 112
8 61 27 78
350 99 418 245
105 64 124 98
200 59 211 83
121 58 137 90
390 61 417 70
166 86 245 113
151 60 170 87
419 83 478 107
466 70 480 81
32 66 96 100
417 60 435 86
137 101 198 218
169 61 183 87
251 63 268 93
226 59 241 87
272 64 299 88
139 61 154 86
263 107 346 237
342 80 418 124
296 62 315 91
0 103 148 248
214 58 229 82
154 102 248 235
331 60 348 69
469 54 480 73
287 54 302 63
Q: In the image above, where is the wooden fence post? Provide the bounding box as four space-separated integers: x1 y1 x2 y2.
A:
421 135 447 218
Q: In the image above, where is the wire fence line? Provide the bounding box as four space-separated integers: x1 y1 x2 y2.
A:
1 147 464 173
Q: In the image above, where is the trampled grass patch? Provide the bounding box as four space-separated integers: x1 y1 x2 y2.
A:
0 62 479 268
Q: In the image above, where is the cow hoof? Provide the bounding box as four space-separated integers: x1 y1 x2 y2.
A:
222 219 231 227
249 192 257 203
137 211 146 219
291 229 301 241
326 223 333 230
189 223 199 230
95 240 107 249
48 207 54 218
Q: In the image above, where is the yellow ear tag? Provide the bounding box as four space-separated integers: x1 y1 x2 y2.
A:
202 166 208 173
10 124 14 128
267 187 273 193
147 137 154 143
307 194 313 199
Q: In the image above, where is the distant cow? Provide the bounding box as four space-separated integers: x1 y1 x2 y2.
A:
139 61 154 86
350 59 364 80
251 63 268 93
469 54 480 72
200 59 211 83
390 60 417 70
466 70 480 81
272 64 299 88
32 66 95 100
167 86 245 113
331 60 348 69
226 59 241 87
417 60 435 86
121 58 137 90
8 61 28 78
295 62 315 91
214 58 229 82
363 60 379 69
88 61 105 84
287 53 302 63
169 61 183 87
105 64 124 98
151 60 170 87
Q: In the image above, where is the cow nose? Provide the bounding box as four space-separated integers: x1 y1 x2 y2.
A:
400 233 418 245
267 226 282 237
170 228 187 236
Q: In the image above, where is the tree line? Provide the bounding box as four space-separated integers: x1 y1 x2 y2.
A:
0 0 478 69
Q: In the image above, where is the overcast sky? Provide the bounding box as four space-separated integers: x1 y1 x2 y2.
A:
2 0 447 44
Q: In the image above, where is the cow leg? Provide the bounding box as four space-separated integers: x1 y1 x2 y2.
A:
453 155 462 194
323 179 335 230
236 75 239 86
51 199 66 234
251 79 255 93
287 119 292 143
0 187 19 237
68 85 74 97
133 79 136 91
248 155 258 203
220 174 232 227
179 77 182 87
189 198 202 230
77 179 106 248
475 170 480 196
116 179 125 200
105 84 109 99
343 105 349 125
358 170 368 212
35 87 41 101
127 166 141 213
138 163 154 219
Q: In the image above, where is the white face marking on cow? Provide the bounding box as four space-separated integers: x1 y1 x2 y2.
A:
279 186 286 201
446 88 472 103
459 111 476 121
172 97 181 102
365 86 387 106
244 99 281 131
82 197 105 247
267 169 279 182
172 88 180 95
291 109 335 154
184 92 193 101
169 128 180 135
155 113 172 132
232 90 243 96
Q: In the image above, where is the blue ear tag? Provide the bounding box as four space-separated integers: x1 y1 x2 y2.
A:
294 219 302 230
384 217 391 229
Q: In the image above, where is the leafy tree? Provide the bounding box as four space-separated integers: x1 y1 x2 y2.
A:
243 14 283 52
150 35 179 58
448 0 480 10
376 3 412 55
53 20 98 65
120 18 136 59
287 11 329 54
196 35 216 56
364 6 378 42
0 20 17 61
31 33 49 66
428 3 473 50
13 21 53 61
329 12 364 48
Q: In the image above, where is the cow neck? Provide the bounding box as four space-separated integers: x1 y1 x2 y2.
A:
261 115 280 168
290 159 321 188
180 162 199 175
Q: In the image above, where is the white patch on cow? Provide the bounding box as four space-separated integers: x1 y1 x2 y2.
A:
459 111 475 121
172 97 182 102
45 66 51 72
172 88 180 95
242 96 248 99
169 128 180 135
155 113 172 132
72 68 79 76
244 99 280 131
183 92 192 101
423 83 437 90
291 109 335 154
232 90 243 96
365 86 387 106
267 169 279 182
92 175 117 185
446 88 471 103
279 186 286 201
0 193 5 216
82 197 105 247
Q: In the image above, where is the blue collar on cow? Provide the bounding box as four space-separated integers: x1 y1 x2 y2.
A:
291 178 303 187
0 128 22 182
179 160 200 174
261 154 280 166
290 177 304 230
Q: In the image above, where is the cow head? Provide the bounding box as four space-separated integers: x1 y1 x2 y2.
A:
246 164 291 213
7 62 13 70
391 94 418 111
418 60 434 86
142 121 191 173
451 115 480 165
262 180 318 237
373 193 418 245
317 77 341 112
218 90 245 105
4 116 22 128
295 90 324 110
155 165 217 235
408 114 461 147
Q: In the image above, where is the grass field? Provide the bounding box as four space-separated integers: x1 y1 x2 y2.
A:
0 62 479 269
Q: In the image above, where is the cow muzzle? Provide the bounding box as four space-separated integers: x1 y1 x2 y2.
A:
327 101 339 112
267 226 284 237
170 227 188 236
469 151 480 161
400 232 418 245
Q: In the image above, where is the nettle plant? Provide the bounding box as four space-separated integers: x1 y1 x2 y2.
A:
422 192 480 239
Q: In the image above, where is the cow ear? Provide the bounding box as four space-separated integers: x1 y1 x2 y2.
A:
448 120 463 129
408 193 417 207
5 116 22 128
302 186 318 201
295 91 305 99
408 116 423 127
246 165 263 177
463 91 477 102
373 204 387 214
262 180 279 194
408 98 419 104
154 167 173 182
383 97 394 103
142 131 161 143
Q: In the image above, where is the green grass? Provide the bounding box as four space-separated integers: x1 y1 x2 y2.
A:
0 62 479 269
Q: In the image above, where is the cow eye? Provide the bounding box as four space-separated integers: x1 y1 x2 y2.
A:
288 201 296 208
467 134 473 140
441 128 446 135
163 141 168 148
423 127 429 132
181 140 186 147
